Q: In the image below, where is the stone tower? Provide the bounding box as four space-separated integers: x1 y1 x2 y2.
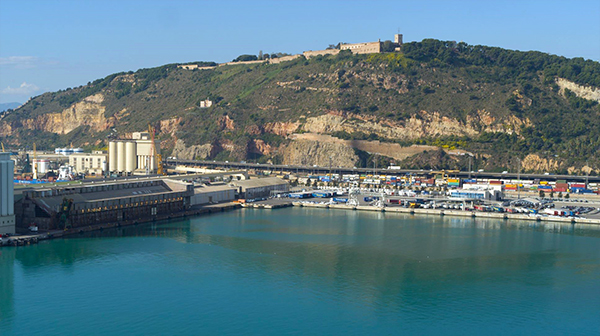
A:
394 34 403 45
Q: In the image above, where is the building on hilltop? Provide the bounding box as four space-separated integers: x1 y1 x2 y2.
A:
305 33 403 58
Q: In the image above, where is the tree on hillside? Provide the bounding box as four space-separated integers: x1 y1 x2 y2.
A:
382 40 395 52
233 54 258 62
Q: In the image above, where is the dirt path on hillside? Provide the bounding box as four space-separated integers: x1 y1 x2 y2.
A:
289 133 440 160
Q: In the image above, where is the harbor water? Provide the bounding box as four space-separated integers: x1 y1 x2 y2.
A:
1 207 600 335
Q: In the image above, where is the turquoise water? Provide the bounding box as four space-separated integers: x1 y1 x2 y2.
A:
1 208 600 335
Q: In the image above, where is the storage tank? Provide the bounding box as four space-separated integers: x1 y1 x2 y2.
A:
116 141 126 172
125 141 136 172
108 141 117 172
34 159 49 174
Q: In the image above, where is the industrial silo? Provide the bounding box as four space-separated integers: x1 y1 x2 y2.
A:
125 141 137 173
34 159 49 174
117 141 125 172
108 141 117 172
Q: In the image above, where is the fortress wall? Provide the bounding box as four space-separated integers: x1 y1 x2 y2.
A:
303 49 340 58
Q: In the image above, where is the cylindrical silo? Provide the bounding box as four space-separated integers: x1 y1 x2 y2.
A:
117 141 126 172
125 141 137 173
0 159 7 216
108 141 117 172
36 159 49 174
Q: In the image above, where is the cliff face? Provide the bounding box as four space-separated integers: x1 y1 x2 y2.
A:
171 139 213 160
301 110 528 140
1 93 107 137
556 78 600 102
280 140 359 167
24 94 107 135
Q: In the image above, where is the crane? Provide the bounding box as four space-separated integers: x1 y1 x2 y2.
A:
1 142 4 152
148 124 165 175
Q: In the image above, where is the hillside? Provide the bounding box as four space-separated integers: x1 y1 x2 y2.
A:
1 39 600 174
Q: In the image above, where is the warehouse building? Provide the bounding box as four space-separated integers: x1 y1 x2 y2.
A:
18 179 192 230
231 177 289 199
449 188 503 201
190 184 237 206
0 152 15 234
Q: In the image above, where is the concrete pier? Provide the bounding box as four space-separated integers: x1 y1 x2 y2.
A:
277 202 600 225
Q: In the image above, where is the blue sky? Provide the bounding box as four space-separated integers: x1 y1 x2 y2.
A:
1 0 599 104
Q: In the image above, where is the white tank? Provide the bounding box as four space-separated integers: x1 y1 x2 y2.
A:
125 141 137 172
117 141 125 172
108 142 117 172
34 159 49 174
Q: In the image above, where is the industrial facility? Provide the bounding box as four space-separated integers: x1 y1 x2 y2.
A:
18 178 192 230
108 131 161 175
231 177 289 199
69 152 107 176
0 152 15 234
14 172 288 231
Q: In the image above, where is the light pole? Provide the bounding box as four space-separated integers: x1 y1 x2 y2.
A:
517 157 521 200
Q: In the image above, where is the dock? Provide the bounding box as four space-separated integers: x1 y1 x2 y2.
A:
245 200 600 225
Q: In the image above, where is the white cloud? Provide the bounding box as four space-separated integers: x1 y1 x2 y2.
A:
1 82 40 95
0 56 40 69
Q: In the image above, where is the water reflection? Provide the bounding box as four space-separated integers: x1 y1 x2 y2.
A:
2 207 600 333
0 248 15 323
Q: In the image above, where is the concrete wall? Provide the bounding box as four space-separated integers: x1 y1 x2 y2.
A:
268 55 302 64
303 49 340 58
179 64 218 70
219 60 267 67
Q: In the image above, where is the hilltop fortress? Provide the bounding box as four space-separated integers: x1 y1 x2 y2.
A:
178 34 403 70
304 33 403 58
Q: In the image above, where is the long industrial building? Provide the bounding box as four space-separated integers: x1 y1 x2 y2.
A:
0 152 15 234
14 175 290 231
17 179 191 230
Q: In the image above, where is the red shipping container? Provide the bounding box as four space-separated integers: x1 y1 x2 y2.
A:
570 183 585 188
490 180 503 185
553 187 567 192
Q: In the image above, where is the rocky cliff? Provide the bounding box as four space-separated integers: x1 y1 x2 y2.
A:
556 78 600 102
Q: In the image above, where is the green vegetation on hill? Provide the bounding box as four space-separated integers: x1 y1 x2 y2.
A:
2 39 600 173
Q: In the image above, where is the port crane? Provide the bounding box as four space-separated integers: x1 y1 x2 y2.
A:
148 124 165 175
33 142 38 180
